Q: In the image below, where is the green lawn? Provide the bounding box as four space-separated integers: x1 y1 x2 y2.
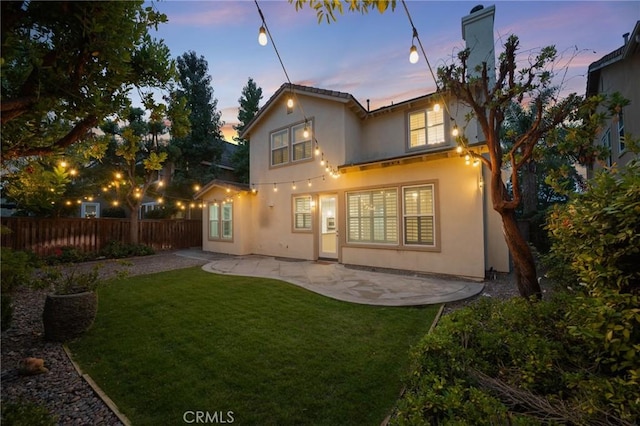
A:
68 267 439 425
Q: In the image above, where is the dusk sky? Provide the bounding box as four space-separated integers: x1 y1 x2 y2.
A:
148 1 640 141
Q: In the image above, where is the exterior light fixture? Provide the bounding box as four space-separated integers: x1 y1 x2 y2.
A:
303 121 309 138
433 103 441 112
320 153 325 167
287 97 294 109
456 145 463 154
409 28 419 64
452 125 460 137
258 25 267 46
409 45 419 64
307 179 312 187
273 183 278 192
292 181 297 190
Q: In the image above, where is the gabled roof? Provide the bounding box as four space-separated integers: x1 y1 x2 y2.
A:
587 20 640 96
193 179 251 200
239 82 444 139
239 83 367 139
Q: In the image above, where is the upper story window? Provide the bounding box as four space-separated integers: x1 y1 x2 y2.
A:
408 106 445 149
270 120 314 167
271 129 289 166
292 122 312 162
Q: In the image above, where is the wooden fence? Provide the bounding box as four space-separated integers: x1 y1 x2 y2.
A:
1 217 202 256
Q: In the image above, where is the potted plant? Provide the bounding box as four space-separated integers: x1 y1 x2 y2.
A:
38 264 102 342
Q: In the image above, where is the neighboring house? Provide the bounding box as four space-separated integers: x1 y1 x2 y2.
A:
201 139 241 182
586 20 640 177
195 5 509 280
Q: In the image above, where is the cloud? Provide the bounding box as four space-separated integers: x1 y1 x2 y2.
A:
164 2 251 27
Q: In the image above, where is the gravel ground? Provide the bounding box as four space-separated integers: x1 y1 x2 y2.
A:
1 251 213 425
2 250 544 424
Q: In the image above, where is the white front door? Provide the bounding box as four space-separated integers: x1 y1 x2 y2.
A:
319 194 337 259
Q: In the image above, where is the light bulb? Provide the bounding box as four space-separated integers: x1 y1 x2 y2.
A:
258 26 267 46
273 183 278 192
303 127 309 139
307 179 312 187
456 146 463 154
314 146 320 156
433 103 441 112
409 45 419 64
452 126 460 137
287 97 294 108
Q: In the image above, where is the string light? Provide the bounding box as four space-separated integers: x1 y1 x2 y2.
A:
273 183 278 192
258 25 267 46
303 120 309 138
292 181 297 190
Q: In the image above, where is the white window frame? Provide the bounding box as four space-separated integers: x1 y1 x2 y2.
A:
618 110 625 153
408 106 445 149
403 184 436 247
292 122 313 162
81 202 100 218
208 202 233 241
346 188 398 245
602 128 612 167
270 129 289 166
293 195 312 231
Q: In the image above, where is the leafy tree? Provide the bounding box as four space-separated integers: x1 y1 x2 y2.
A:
99 105 188 244
1 1 173 161
232 78 263 184
290 0 622 299
169 51 224 189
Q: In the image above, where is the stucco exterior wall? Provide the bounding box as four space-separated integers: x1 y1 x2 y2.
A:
592 52 640 172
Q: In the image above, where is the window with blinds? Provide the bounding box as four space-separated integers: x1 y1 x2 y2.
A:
408 106 445 149
209 202 233 240
293 196 312 231
403 185 435 246
346 189 397 244
271 129 289 166
292 122 312 161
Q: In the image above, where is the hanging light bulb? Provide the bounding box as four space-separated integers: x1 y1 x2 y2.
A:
456 145 463 154
409 45 419 64
292 181 297 190
314 142 320 156
307 179 312 187
258 25 267 46
273 183 278 192
452 125 460 137
320 153 325 167
287 97 294 109
433 103 441 112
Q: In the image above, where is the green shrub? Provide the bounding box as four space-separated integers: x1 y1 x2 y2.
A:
99 240 154 258
1 293 13 331
391 295 638 425
1 401 58 426
1 248 34 294
545 159 640 393
44 246 92 265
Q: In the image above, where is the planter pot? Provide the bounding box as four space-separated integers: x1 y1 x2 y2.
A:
42 291 98 342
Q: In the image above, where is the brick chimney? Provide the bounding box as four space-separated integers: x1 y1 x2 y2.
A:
461 5 496 86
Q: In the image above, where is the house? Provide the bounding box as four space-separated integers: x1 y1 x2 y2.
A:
586 20 640 177
194 5 509 280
